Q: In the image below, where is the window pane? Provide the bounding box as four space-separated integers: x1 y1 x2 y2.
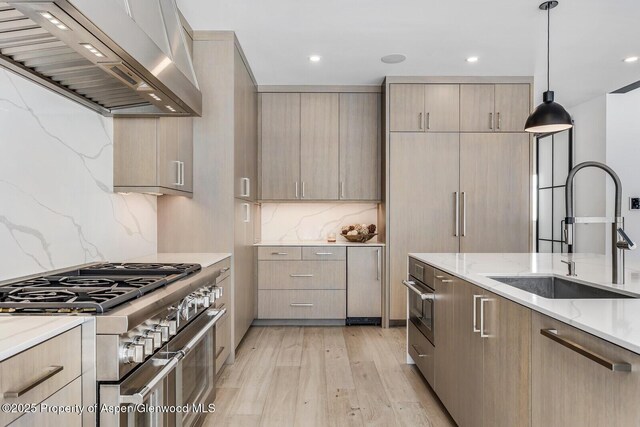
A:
538 135 553 188
538 240 552 253
553 187 566 241
553 131 570 186
538 188 552 240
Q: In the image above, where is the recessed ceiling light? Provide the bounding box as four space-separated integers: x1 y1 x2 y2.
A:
466 56 479 63
623 56 639 63
309 55 321 63
381 54 406 64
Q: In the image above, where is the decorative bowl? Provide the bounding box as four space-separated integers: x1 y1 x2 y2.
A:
342 233 377 243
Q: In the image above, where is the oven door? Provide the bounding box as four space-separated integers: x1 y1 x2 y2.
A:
168 308 219 427
403 277 435 344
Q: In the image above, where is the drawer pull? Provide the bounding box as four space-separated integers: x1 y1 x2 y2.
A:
540 329 632 372
411 344 428 358
290 274 313 278
290 303 314 307
271 252 289 256
315 252 334 255
4 365 64 398
220 267 230 273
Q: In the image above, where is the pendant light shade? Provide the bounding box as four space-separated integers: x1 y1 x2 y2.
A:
525 1 573 134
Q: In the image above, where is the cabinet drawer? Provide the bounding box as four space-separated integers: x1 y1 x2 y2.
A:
0 327 81 425
9 377 82 427
302 246 346 261
258 290 346 319
408 321 435 387
258 260 346 290
215 311 231 374
409 258 434 286
258 246 302 260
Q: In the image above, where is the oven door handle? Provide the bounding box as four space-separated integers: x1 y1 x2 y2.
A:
119 308 227 405
402 280 434 300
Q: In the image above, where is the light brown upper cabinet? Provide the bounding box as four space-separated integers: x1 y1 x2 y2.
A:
260 91 381 201
114 117 193 196
389 84 460 132
300 93 340 199
460 84 530 132
260 93 301 200
234 49 258 201
339 93 381 200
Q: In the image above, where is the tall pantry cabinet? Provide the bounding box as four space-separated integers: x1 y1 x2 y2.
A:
157 32 258 365
384 79 532 322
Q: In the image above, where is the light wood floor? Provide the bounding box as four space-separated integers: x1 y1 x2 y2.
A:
203 326 455 427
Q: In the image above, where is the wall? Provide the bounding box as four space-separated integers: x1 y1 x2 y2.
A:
606 90 640 262
568 95 607 254
0 69 157 280
261 203 378 242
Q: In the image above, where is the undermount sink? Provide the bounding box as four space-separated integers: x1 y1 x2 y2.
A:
487 276 633 299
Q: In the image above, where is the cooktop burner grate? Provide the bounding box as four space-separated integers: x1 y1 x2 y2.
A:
0 262 201 314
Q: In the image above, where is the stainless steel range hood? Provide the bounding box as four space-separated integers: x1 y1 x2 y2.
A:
0 0 201 116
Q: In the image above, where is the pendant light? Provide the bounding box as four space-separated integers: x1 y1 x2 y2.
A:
524 1 573 134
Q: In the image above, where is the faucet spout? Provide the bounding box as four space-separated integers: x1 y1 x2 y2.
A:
564 161 633 284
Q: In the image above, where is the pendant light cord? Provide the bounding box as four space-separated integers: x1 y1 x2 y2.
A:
547 3 550 91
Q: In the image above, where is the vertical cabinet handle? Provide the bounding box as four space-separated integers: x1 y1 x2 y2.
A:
454 192 460 237
426 112 431 130
301 182 306 198
173 161 181 186
496 112 501 130
461 192 467 236
243 203 250 223
489 112 494 130
180 161 185 186
480 298 490 338
419 112 423 130
340 181 345 199
376 248 381 281
295 182 299 199
473 294 482 332
240 177 250 197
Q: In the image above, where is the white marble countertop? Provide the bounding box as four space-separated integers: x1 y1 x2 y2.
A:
124 253 231 268
409 252 640 354
0 316 91 362
255 240 385 247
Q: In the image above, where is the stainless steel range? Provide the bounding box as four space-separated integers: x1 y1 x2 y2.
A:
0 261 229 427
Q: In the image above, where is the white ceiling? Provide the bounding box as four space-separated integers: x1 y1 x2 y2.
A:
178 0 640 107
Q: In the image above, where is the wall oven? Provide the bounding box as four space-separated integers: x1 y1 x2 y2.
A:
100 308 225 427
403 265 435 345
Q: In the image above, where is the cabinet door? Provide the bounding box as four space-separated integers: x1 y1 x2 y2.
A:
460 133 530 253
339 93 381 200
453 279 484 427
531 312 640 427
158 118 182 190
389 84 425 131
389 133 460 320
235 49 258 200
346 246 382 318
482 291 531 427
261 93 301 200
114 118 158 188
433 271 458 420
178 117 193 192
424 84 460 131
300 93 339 199
494 84 530 132
234 199 255 348
460 84 495 132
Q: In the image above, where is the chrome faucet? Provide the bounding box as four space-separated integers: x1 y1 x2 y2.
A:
561 259 577 277
564 161 636 284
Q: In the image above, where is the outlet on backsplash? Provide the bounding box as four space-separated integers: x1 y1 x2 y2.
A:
260 203 379 242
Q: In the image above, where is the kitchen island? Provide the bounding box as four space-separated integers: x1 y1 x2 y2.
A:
408 252 640 427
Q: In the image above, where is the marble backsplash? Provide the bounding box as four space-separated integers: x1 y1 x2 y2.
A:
261 202 379 242
0 70 157 280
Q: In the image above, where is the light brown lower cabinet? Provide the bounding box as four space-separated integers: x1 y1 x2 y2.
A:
9 377 82 427
433 269 531 427
531 312 640 427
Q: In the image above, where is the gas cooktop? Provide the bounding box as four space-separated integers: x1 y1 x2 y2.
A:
0 263 201 314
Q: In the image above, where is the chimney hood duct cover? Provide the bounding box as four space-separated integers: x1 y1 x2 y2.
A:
0 0 201 116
